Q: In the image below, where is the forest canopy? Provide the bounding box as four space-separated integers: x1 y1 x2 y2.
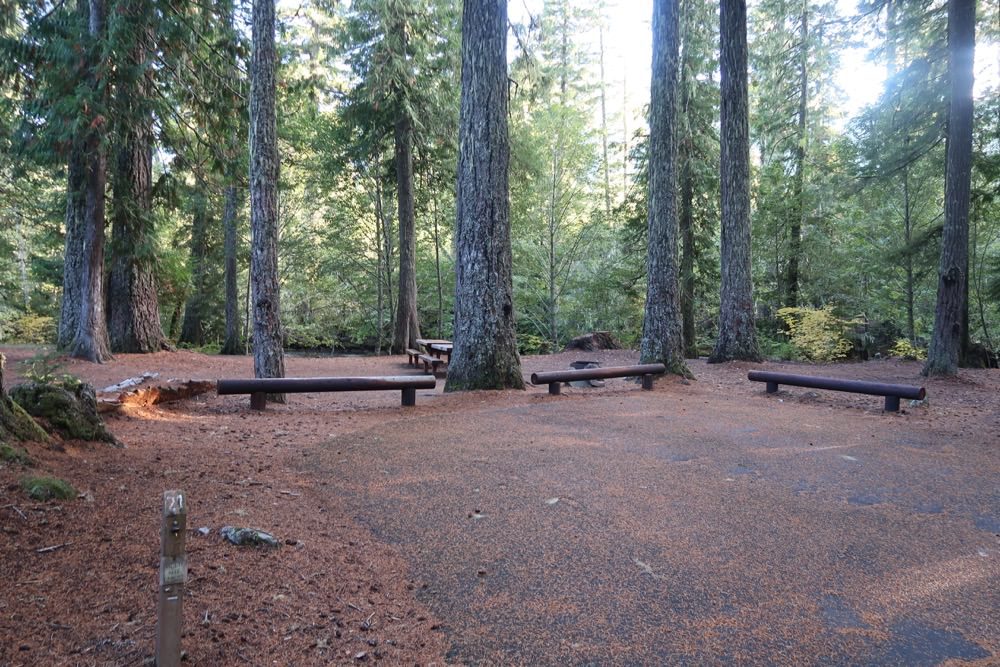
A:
1 0 997 366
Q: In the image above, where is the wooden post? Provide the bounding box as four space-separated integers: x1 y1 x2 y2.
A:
548 382 561 395
641 374 654 390
401 387 416 407
250 392 267 410
156 490 187 667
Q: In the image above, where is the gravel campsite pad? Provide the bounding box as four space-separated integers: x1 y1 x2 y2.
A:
1 347 997 665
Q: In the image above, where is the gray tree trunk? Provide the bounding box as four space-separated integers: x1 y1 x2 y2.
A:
59 148 86 350
107 129 167 352
785 0 808 309
445 0 524 392
249 0 285 399
69 0 112 363
107 9 168 354
220 0 244 356
678 0 697 359
640 0 689 377
221 184 244 354
393 112 421 352
709 0 760 363
179 192 210 346
924 0 976 376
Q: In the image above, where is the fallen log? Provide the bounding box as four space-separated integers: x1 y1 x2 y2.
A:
98 379 216 412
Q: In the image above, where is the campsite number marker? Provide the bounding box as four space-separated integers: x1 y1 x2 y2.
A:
156 490 187 667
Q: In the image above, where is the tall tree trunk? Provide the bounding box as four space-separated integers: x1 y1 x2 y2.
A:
220 0 244 356
640 0 689 376
179 192 210 346
430 181 444 338
59 148 86 350
903 165 915 343
14 218 31 309
445 0 524 392
785 0 808 309
709 0 760 363
678 0 698 359
69 0 112 363
220 184 244 354
924 0 975 376
107 127 167 352
107 6 168 354
249 0 285 399
393 112 421 352
598 19 612 217
679 156 697 358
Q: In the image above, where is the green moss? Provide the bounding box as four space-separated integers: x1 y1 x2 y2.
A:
21 476 76 501
0 395 51 443
11 381 117 445
1 443 34 467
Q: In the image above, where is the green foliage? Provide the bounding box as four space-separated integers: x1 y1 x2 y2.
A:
21 476 76 501
757 329 799 361
889 338 926 361
0 443 33 467
777 306 857 362
517 333 552 356
284 322 335 351
0 313 56 344
19 349 72 384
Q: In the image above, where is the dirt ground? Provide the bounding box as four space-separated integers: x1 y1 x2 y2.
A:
0 346 997 665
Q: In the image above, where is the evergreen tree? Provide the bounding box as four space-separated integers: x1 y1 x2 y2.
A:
446 0 524 391
250 0 285 398
106 0 169 353
640 0 690 376
710 0 760 363
924 0 976 376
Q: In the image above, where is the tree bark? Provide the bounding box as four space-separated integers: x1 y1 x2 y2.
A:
678 0 697 359
924 0 976 376
709 0 760 363
220 184 244 354
59 145 86 350
249 0 285 399
220 0 244 356
107 4 168 354
445 0 524 392
640 0 689 377
179 192 210 346
393 111 421 352
68 0 112 363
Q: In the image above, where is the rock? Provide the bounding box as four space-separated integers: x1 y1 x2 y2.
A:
197 527 211 537
564 331 621 352
11 380 119 445
220 526 281 548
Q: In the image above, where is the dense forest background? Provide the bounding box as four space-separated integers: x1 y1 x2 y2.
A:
1 0 998 364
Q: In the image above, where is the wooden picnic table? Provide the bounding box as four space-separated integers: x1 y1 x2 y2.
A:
415 338 452 362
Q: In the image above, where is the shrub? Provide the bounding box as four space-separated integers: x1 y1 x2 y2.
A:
20 350 73 385
777 306 857 362
21 476 76 501
4 314 57 344
1 443 34 467
889 338 927 360
517 333 551 355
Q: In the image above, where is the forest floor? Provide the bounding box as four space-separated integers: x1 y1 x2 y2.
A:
0 346 998 665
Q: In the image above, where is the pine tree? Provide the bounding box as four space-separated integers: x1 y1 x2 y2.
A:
709 0 760 363
250 0 285 398
640 0 690 376
445 0 524 391
68 0 113 363
106 0 169 353
924 0 976 376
